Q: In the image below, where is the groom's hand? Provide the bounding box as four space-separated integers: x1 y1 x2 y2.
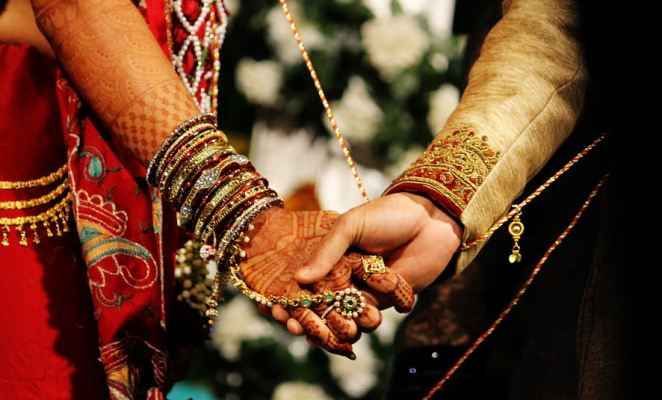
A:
296 193 462 295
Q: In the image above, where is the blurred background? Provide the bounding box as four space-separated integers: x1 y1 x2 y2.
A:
169 1 467 398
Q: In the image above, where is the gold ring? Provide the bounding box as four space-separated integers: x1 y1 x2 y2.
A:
320 305 334 323
361 255 387 279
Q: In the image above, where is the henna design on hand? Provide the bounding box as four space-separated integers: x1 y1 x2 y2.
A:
351 257 415 313
32 0 199 164
241 209 368 354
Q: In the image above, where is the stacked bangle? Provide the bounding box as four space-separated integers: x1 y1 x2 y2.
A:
146 113 217 185
149 115 282 325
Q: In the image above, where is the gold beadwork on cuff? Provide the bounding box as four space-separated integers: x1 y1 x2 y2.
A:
385 126 500 216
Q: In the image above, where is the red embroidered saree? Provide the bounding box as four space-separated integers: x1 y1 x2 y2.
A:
0 1 226 398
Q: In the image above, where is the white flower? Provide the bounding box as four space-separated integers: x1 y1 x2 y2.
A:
327 76 383 143
430 52 450 73
421 0 456 37
249 123 329 198
211 296 274 361
272 382 332 400
374 308 408 344
236 58 283 106
266 3 324 65
361 0 391 17
287 337 310 361
362 15 430 79
427 83 460 134
317 155 389 213
329 337 379 397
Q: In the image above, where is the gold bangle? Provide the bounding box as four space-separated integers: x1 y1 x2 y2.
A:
0 181 69 210
0 164 68 190
213 195 281 263
201 184 270 244
148 116 217 184
166 143 232 204
178 154 250 229
194 171 255 236
158 124 219 189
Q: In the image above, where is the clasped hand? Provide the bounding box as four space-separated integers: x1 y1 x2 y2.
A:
239 193 462 358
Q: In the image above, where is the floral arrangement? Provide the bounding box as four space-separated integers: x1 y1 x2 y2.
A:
169 0 464 398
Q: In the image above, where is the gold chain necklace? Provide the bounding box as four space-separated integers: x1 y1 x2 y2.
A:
0 181 69 210
0 164 68 190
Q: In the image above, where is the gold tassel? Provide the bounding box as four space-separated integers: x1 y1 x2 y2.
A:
1 225 9 247
508 207 524 264
18 225 28 246
60 212 69 232
30 223 40 245
53 216 62 237
44 220 53 237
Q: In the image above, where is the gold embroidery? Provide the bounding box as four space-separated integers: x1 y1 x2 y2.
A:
386 126 500 215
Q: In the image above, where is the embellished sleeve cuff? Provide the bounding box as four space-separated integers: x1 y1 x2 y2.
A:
384 126 500 220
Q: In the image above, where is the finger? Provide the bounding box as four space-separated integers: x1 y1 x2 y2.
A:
391 273 415 313
324 310 360 343
291 308 355 359
272 304 290 323
287 318 304 335
351 260 398 294
355 292 382 332
257 304 271 318
296 217 355 284
353 263 415 313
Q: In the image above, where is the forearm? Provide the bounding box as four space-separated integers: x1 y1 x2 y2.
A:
32 0 199 164
386 0 586 271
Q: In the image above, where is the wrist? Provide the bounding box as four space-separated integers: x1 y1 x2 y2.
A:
402 192 463 248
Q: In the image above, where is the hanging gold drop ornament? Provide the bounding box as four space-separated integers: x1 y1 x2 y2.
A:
0 193 73 247
0 164 71 247
508 207 524 263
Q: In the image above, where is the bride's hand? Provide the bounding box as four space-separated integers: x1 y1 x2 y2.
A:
239 208 414 358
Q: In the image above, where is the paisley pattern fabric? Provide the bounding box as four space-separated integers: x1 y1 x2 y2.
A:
51 1 227 398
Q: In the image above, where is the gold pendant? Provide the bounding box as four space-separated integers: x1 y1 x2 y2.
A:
508 208 524 264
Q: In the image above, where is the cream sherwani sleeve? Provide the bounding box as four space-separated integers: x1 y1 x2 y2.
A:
385 0 587 273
